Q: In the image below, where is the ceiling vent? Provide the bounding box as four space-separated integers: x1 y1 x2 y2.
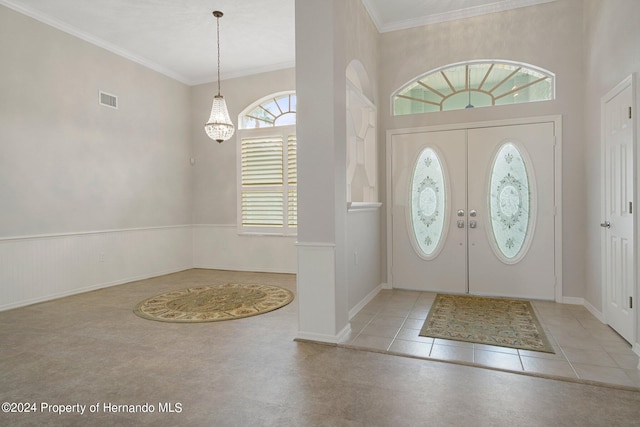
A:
99 91 118 109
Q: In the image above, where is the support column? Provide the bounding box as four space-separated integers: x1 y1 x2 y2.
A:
295 0 349 342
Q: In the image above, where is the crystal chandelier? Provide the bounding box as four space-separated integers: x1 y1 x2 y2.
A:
204 11 235 143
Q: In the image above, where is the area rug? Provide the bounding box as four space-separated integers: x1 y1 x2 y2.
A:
134 283 294 323
419 294 554 353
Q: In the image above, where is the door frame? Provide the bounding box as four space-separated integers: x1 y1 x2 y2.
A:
386 115 563 302
600 74 638 348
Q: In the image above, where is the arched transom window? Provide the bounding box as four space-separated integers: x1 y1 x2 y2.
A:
393 60 554 115
240 92 296 129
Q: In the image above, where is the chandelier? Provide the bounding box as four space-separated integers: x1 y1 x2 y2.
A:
204 11 235 143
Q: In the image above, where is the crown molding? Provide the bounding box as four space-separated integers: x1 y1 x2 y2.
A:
0 0 192 84
362 0 557 33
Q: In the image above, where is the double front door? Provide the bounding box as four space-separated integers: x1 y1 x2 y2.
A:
391 122 557 300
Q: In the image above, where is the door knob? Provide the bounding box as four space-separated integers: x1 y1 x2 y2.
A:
470 210 477 217
457 209 465 217
600 221 611 229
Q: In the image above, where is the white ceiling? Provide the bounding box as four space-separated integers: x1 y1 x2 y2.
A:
1 0 555 86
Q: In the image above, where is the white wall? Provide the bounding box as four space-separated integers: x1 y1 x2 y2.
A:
0 6 193 310
583 0 640 318
295 0 381 341
378 0 586 298
190 68 297 274
0 6 192 237
344 0 383 313
0 6 301 311
347 206 382 317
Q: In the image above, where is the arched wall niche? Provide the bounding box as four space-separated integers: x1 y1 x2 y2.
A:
346 60 378 205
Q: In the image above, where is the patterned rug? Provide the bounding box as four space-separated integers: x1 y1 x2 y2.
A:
134 283 294 323
419 294 554 353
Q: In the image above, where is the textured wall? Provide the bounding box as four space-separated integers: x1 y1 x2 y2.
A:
0 6 192 238
378 0 585 298
583 0 640 312
190 68 295 226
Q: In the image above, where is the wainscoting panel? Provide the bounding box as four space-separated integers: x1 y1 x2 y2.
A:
192 225 297 274
296 242 347 343
347 206 382 316
0 226 192 311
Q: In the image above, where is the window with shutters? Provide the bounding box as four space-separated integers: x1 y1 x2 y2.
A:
237 92 296 235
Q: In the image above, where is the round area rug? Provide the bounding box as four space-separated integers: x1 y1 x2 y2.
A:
134 283 294 323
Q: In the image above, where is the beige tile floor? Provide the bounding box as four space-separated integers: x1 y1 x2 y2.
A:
2 269 640 426
340 289 640 389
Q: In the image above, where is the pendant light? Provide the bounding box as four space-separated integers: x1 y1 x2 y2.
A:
204 11 235 143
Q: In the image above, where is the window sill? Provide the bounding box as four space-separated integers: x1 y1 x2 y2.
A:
347 202 382 212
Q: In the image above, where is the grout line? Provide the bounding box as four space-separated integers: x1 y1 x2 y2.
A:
385 296 416 352
350 288 638 388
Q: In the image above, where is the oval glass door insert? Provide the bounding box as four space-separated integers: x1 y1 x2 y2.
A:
410 148 446 257
489 143 532 260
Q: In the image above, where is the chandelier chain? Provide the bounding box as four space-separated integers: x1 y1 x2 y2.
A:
216 13 221 95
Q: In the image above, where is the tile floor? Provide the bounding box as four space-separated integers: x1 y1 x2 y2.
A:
2 269 640 426
340 289 640 389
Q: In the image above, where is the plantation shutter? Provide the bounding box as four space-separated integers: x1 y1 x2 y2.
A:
239 131 296 233
287 135 297 227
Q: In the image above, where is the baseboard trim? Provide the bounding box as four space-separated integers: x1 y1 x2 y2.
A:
583 299 605 323
192 263 296 275
349 284 383 319
295 324 352 345
0 265 190 312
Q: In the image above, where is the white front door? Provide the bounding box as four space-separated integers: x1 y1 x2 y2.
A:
602 78 635 344
391 130 467 293
390 121 558 300
467 123 556 299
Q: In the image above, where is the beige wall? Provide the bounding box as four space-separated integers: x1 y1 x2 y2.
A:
0 5 192 237
378 0 586 298
583 0 640 311
344 0 382 312
190 68 295 225
5 0 640 315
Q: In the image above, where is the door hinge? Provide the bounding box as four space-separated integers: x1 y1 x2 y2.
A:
630 201 633 214
630 296 633 309
630 106 633 119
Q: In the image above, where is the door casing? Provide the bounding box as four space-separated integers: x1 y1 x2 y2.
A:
386 115 563 302
601 74 637 346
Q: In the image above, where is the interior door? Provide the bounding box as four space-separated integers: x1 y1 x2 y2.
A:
602 80 634 344
390 122 557 300
467 123 556 299
391 130 467 293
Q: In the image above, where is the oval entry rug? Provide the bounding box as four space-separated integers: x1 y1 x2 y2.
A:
134 283 294 323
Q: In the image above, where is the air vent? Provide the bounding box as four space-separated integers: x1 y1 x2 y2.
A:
99 91 118 109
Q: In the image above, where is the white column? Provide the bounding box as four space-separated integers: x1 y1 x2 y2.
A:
295 0 350 342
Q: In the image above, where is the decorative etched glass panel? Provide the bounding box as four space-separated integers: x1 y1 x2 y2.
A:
410 148 446 257
393 60 554 115
489 143 531 260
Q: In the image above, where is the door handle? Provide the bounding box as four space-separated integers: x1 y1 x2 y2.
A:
600 221 611 229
